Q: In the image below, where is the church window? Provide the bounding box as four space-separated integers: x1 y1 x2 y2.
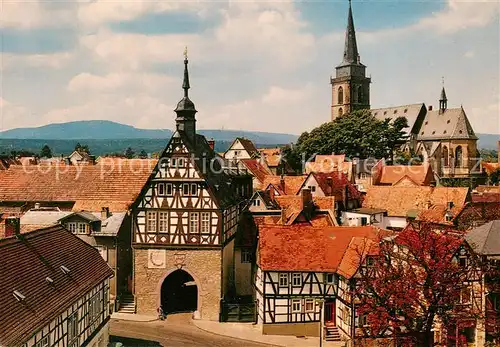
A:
384 111 387 115
292 273 302 287
191 183 198 195
292 299 301 313
166 183 173 196
183 183 189 195
189 213 199 233
459 130 463 134
338 87 344 105
357 87 363 103
443 146 449 167
443 130 447 134
158 212 168 233
393 110 398 114
279 273 289 287
201 212 210 233
158 183 165 196
404 109 408 113
338 108 343 117
421 132 424 135
432 131 436 135
146 212 157 233
455 146 463 167
447 120 451 124
425 121 428 125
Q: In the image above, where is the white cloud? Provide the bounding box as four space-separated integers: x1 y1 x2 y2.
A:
1 52 75 70
463 50 475 59
67 72 175 93
0 98 30 131
0 0 76 29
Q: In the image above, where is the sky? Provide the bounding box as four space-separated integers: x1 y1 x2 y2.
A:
0 0 499 136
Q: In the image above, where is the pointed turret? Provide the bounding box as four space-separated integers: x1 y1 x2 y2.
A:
342 0 359 65
439 86 448 114
175 48 197 141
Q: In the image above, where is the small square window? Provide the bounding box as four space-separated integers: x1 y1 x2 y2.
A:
292 299 301 313
279 273 288 287
326 273 335 284
305 299 315 313
241 249 252 263
292 273 302 287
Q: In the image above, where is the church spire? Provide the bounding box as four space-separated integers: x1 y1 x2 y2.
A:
439 78 448 114
342 0 360 65
175 47 197 141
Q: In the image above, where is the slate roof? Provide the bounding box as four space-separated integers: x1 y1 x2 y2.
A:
0 165 151 211
363 186 469 220
258 225 385 272
465 220 500 255
371 103 425 136
418 107 477 140
0 225 113 346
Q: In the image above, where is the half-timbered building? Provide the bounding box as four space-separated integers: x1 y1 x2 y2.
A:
0 223 113 347
255 224 384 340
131 54 252 321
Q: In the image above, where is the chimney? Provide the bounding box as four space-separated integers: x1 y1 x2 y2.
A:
5 217 20 238
326 177 333 195
34 202 41 210
425 200 432 209
208 139 215 150
101 207 110 220
301 188 312 209
428 105 433 111
280 175 285 193
280 207 287 225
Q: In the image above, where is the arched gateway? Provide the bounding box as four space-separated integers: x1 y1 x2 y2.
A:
160 269 198 314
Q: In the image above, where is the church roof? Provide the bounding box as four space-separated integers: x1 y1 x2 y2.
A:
418 107 477 140
371 103 426 136
338 0 362 67
465 220 500 255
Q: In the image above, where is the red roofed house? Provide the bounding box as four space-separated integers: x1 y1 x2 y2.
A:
255 224 386 340
0 224 113 347
304 154 355 182
372 163 435 187
240 158 273 191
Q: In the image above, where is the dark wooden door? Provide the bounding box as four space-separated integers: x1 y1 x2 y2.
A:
325 301 335 325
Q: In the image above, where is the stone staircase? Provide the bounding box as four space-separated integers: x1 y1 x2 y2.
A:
325 325 342 342
118 294 136 314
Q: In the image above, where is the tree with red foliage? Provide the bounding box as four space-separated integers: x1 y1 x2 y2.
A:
353 222 486 347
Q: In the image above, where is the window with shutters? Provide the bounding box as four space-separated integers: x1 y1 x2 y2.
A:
146 211 157 233
159 212 168 233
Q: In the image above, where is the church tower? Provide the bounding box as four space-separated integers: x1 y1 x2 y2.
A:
331 0 371 120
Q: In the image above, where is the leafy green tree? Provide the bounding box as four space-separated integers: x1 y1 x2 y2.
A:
490 168 500 185
40 145 53 158
280 144 302 174
292 109 408 161
138 149 148 159
74 143 90 154
125 147 135 159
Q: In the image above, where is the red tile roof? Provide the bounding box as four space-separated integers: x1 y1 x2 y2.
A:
374 165 433 186
258 225 385 272
0 164 151 211
482 162 500 175
306 172 361 200
337 237 379 279
262 175 307 195
258 148 282 167
241 159 272 184
0 226 113 346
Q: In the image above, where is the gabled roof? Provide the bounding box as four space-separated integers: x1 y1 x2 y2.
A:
465 220 500 255
302 172 361 200
337 237 379 279
0 226 113 346
258 148 282 167
418 107 477 140
235 138 259 157
0 165 151 211
262 175 307 195
58 211 100 223
258 225 385 272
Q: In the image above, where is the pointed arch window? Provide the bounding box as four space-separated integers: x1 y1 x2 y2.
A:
338 87 344 105
455 146 463 168
443 146 449 167
339 108 344 117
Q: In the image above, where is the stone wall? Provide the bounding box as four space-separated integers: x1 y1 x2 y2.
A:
134 248 222 321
